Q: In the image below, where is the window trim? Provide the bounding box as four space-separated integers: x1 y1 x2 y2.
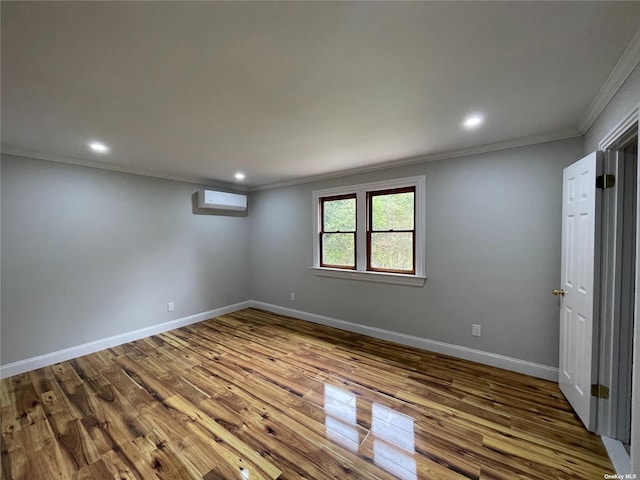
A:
319 193 357 270
367 186 416 275
312 176 426 287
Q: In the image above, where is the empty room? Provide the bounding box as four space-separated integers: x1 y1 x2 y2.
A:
2 1 640 479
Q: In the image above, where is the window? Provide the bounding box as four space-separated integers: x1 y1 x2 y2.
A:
368 187 415 274
312 176 426 286
320 194 356 269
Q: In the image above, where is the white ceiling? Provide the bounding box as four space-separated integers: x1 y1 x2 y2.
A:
2 2 640 189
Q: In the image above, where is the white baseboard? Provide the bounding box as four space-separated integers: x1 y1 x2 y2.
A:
1 300 559 382
249 301 559 381
601 436 632 475
0 301 251 379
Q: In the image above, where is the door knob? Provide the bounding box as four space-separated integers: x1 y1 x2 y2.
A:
553 289 566 296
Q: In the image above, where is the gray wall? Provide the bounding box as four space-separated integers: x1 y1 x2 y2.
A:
249 137 584 367
1 154 250 364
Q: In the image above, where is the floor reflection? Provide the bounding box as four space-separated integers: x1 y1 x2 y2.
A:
373 440 417 480
324 384 359 451
372 402 417 480
323 384 417 480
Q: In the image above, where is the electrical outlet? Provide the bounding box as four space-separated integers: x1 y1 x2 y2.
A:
167 302 175 312
290 292 295 301
472 324 481 337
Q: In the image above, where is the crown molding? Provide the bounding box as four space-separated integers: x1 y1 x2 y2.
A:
3 129 580 193
251 128 581 191
578 27 640 135
0 147 248 192
598 103 640 150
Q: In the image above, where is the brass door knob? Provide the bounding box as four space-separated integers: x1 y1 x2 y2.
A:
553 289 566 296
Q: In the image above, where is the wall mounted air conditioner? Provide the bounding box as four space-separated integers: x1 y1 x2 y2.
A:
197 190 247 211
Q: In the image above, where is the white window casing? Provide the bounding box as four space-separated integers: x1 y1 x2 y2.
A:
312 175 426 287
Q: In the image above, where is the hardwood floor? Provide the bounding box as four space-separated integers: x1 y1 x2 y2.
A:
1 308 612 479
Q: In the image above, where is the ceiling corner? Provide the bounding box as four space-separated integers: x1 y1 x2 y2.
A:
578 27 640 135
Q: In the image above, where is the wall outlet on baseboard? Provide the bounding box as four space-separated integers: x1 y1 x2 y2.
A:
472 324 481 337
290 292 295 301
167 302 175 312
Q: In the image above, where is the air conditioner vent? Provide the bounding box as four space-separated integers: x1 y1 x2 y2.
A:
197 190 247 211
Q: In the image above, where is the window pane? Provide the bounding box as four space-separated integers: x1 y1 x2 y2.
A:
371 192 414 231
323 198 356 232
370 232 413 271
322 233 355 267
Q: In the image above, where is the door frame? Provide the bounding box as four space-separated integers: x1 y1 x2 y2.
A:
597 103 640 472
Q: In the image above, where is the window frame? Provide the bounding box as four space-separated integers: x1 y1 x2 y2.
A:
367 186 416 275
319 193 357 270
312 176 426 287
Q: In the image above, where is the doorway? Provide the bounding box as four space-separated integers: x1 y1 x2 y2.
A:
598 130 637 456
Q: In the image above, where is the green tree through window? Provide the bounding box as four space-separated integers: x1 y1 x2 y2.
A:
321 195 356 268
368 188 415 273
314 176 424 281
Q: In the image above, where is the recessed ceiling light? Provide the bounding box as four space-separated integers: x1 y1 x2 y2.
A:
88 141 110 153
463 114 484 129
234 172 246 181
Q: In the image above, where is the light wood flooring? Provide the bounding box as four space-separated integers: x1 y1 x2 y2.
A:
1 308 613 479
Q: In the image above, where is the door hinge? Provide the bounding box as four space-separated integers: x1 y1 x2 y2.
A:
591 384 610 399
596 174 615 189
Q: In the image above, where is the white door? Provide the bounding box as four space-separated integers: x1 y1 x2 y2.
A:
558 151 603 431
